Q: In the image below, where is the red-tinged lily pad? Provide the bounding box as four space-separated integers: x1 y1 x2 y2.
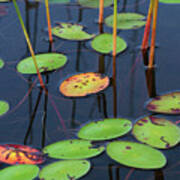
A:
132 116 180 149
146 91 180 114
59 72 109 97
0 144 45 165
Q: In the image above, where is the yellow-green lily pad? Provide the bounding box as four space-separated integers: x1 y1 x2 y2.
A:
146 91 180 114
0 100 9 116
0 165 39 180
17 53 67 74
0 59 4 69
132 116 180 149
91 33 127 54
159 0 180 3
59 72 109 97
78 0 113 8
105 13 146 29
106 141 167 169
52 23 94 41
78 118 132 141
43 139 105 159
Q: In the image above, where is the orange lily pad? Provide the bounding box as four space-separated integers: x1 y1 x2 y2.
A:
0 144 45 165
59 72 109 97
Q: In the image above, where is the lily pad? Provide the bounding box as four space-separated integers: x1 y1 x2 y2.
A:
39 160 90 180
59 72 109 97
0 165 39 180
146 91 180 114
43 139 105 159
0 144 45 164
78 0 113 8
48 0 70 4
91 33 127 54
52 23 94 41
132 116 180 149
105 13 146 29
0 100 9 116
159 0 180 3
78 118 132 141
0 59 4 69
106 141 167 169
17 53 67 74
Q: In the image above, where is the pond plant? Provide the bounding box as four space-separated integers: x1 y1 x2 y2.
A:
0 0 180 179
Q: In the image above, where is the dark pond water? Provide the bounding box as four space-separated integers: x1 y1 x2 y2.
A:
1 0 180 179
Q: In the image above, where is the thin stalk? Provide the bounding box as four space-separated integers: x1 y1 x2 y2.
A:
99 0 104 25
45 0 53 44
13 0 45 89
148 0 158 68
141 0 154 51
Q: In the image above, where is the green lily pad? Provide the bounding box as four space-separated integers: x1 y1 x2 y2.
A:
0 59 4 69
52 23 94 41
0 100 9 116
78 0 113 8
78 118 132 141
159 0 180 3
48 0 70 4
105 13 146 29
132 116 180 149
106 141 167 169
91 33 127 54
0 165 39 180
146 91 180 114
43 139 105 159
17 53 67 74
39 160 90 180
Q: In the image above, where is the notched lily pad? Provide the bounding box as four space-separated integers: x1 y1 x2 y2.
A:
78 118 132 141
105 13 146 29
159 0 180 3
43 139 105 159
78 0 113 8
106 141 167 169
0 144 45 164
17 53 67 74
0 59 4 69
52 23 94 41
91 33 127 54
132 116 180 149
0 164 39 180
146 91 180 114
0 100 9 116
59 72 109 97
39 160 90 180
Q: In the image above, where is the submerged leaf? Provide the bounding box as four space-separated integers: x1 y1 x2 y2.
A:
0 59 4 69
0 144 45 164
146 91 180 114
17 53 67 74
106 141 167 169
39 160 90 180
78 0 113 8
105 13 146 29
0 100 9 116
132 116 180 149
59 72 109 97
0 165 39 180
52 23 94 41
91 33 127 54
78 118 132 141
159 0 180 3
43 139 104 159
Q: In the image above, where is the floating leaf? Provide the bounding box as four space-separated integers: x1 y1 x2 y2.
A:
39 160 90 180
78 118 132 141
0 144 45 164
91 33 127 54
78 0 113 8
48 0 70 4
52 23 94 41
132 116 180 149
59 72 109 97
0 59 4 69
0 165 39 180
105 13 146 29
17 53 67 74
106 141 167 169
146 91 180 114
159 0 180 3
0 100 9 116
43 139 105 159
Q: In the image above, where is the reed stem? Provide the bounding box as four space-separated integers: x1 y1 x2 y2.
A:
99 0 104 25
148 0 158 68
